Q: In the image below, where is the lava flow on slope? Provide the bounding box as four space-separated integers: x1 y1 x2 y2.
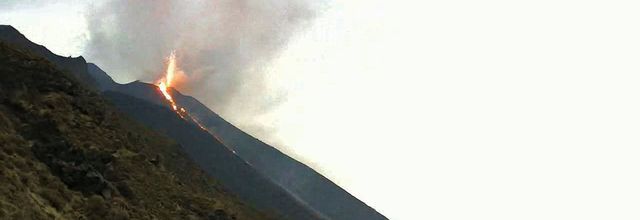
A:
155 50 209 131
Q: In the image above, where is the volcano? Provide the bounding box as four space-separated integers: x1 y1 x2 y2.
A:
0 26 270 220
0 25 388 220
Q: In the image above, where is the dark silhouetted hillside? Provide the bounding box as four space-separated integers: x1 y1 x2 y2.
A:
0 25 98 89
87 62 116 91
176 96 388 220
84 32 388 220
1 24 388 220
0 25 323 220
94 58 387 220
0 34 270 220
105 91 326 220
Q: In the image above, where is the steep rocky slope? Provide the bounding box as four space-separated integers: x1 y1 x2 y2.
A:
0 42 271 219
0 24 388 220
104 88 325 220
93 57 388 220
174 92 388 220
0 25 98 89
0 25 322 220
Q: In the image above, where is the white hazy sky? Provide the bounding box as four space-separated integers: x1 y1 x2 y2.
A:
3 1 640 219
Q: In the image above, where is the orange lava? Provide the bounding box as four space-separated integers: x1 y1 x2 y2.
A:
156 51 215 132
158 51 179 111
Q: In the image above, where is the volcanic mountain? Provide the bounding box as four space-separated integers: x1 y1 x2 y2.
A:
100 79 388 220
0 25 388 220
0 28 270 219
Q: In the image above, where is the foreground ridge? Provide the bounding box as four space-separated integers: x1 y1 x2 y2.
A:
0 41 271 219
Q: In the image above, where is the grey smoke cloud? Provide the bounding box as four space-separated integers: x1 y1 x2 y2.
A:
85 0 324 120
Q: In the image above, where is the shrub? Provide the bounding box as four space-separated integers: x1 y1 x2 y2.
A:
108 206 130 220
86 195 108 218
39 188 66 210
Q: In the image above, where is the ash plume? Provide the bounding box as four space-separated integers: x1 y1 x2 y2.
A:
85 0 324 124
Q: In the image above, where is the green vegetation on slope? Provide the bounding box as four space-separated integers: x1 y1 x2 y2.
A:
0 42 272 219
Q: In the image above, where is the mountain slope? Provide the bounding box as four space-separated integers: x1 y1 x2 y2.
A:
177 97 388 220
86 50 387 220
0 42 270 219
84 34 388 220
1 24 387 220
0 25 324 220
92 61 387 220
104 90 326 220
87 62 116 91
0 25 98 89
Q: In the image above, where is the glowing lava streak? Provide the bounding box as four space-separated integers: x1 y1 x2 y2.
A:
156 51 212 131
155 50 238 155
158 51 179 111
